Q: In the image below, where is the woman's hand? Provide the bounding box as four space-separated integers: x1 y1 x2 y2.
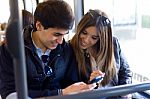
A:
62 82 96 95
89 70 105 82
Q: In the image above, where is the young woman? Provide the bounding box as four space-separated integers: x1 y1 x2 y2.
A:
70 9 132 97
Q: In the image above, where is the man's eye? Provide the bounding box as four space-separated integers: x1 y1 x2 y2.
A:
54 33 63 37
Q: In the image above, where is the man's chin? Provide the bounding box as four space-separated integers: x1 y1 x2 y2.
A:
50 46 57 50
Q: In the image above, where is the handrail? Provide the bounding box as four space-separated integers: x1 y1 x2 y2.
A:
37 82 150 99
138 91 150 98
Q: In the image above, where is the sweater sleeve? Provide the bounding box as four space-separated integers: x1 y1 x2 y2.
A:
113 37 132 85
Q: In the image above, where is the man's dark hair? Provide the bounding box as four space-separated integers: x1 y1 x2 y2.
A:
33 0 74 30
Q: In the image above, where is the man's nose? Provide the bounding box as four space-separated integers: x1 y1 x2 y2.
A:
56 36 64 44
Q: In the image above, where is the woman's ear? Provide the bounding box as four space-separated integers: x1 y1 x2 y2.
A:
36 21 44 31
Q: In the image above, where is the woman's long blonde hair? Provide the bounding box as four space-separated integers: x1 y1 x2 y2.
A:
70 9 116 86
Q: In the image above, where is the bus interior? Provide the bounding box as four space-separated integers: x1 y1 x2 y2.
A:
0 0 150 99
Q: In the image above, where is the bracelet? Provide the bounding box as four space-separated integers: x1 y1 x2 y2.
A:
58 89 63 95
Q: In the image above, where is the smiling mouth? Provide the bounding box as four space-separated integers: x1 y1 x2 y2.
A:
81 41 88 47
52 44 58 47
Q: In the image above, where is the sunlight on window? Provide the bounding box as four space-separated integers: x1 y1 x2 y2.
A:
84 0 150 83
0 0 10 23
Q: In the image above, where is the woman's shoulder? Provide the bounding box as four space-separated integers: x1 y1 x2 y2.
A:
113 36 119 43
113 36 121 47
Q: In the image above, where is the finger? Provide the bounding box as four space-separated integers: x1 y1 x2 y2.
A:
93 70 103 73
88 83 97 90
90 73 101 81
101 73 105 77
74 82 86 86
90 76 95 81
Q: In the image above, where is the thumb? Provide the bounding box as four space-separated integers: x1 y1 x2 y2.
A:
88 83 97 90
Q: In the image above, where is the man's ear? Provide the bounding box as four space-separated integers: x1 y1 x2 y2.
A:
36 21 44 31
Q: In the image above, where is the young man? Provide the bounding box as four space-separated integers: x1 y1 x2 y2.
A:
0 0 96 99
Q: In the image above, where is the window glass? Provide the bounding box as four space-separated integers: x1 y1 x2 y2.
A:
84 0 150 83
62 0 75 40
24 0 37 13
0 0 10 23
0 0 24 42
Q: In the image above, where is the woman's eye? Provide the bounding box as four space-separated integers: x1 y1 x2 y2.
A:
92 36 99 40
82 31 87 35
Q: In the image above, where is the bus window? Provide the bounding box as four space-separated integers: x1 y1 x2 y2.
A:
84 0 150 83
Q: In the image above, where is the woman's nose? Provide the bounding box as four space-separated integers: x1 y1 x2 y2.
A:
84 36 91 43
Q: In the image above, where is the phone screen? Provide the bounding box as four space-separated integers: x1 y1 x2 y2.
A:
89 76 104 84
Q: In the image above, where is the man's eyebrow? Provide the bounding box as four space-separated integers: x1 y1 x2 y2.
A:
66 31 69 34
54 31 69 35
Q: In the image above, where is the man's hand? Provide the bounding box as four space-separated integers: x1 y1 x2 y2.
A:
62 82 96 95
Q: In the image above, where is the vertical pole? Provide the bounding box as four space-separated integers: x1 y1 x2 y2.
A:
74 0 84 30
6 0 28 99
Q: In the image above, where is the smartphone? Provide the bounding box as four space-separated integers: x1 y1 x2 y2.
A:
88 76 104 84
